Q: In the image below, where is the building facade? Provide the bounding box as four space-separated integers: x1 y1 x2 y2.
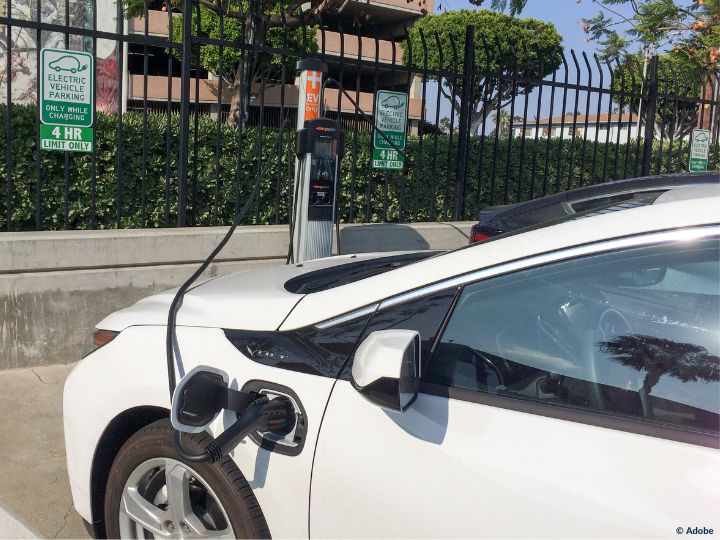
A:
125 0 430 130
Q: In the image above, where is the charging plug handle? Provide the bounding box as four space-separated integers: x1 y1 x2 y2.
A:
173 395 293 463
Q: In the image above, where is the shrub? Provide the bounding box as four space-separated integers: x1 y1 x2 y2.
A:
0 103 714 231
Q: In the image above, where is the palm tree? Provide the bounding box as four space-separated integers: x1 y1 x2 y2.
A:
492 110 510 137
600 335 720 418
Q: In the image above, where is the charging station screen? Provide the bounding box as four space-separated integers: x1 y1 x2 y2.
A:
315 140 335 159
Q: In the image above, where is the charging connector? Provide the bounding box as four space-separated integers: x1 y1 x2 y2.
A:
173 394 294 464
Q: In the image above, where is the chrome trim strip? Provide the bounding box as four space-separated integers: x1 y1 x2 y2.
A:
314 303 379 329
379 225 718 310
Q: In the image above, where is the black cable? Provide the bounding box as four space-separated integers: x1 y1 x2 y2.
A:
168 74 411 458
173 396 269 463
174 394 293 463
166 118 291 400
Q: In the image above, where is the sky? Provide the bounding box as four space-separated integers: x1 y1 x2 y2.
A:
437 0 639 57
424 0 642 130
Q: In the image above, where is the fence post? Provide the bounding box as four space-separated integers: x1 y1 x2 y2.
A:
177 0 194 226
640 54 658 177
454 25 474 221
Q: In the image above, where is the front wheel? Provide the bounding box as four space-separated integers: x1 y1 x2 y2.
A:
104 420 270 539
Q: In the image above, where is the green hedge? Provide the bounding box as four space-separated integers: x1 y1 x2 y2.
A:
0 103 716 231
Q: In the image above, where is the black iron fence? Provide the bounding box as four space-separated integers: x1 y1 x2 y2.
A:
1 1 718 231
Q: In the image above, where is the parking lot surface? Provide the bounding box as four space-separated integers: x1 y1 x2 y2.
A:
0 364 88 539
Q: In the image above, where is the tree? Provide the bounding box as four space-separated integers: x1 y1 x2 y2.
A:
611 51 704 139
402 10 563 134
488 0 719 69
600 334 719 419
439 116 454 133
489 109 522 136
123 0 360 126
580 0 719 70
168 5 316 125
489 0 718 141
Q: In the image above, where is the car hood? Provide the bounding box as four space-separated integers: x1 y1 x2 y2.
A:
96 252 420 332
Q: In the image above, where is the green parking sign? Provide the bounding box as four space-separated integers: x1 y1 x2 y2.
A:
40 124 93 152
689 129 711 172
40 48 94 153
373 90 408 169
41 48 94 127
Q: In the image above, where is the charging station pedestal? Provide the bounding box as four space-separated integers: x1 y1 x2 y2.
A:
291 60 344 263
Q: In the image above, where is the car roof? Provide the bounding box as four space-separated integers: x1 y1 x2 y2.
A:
280 184 720 329
482 171 719 221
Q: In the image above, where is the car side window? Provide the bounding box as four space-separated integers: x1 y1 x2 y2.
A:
425 237 720 434
570 190 665 214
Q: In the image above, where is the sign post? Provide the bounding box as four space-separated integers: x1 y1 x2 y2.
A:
689 129 711 172
40 48 94 152
372 90 408 170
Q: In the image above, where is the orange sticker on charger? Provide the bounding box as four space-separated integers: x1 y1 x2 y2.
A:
304 70 322 121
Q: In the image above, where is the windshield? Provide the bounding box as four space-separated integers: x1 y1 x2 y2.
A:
284 251 441 294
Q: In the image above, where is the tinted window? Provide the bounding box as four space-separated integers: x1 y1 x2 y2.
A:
284 252 439 294
347 289 458 379
570 190 665 214
426 238 720 433
225 314 371 378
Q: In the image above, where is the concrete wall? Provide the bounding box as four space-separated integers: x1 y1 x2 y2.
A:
1 222 472 370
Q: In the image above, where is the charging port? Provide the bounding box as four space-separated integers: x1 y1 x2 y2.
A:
242 380 308 456
256 389 300 445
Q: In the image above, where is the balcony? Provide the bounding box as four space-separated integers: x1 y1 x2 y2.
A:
318 29 404 64
128 74 231 103
128 9 173 36
127 75 423 120
128 0 432 38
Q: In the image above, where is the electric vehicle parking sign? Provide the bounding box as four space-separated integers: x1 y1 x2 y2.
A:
689 129 710 172
373 90 407 169
40 48 94 152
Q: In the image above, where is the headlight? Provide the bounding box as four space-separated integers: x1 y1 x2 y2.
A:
83 329 119 357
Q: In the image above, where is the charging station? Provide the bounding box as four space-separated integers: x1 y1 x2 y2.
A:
167 60 345 465
291 60 344 263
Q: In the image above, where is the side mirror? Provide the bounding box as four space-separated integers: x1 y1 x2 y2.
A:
633 266 666 287
171 366 229 433
351 330 421 412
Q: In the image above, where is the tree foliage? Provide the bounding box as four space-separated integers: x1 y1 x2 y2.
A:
573 0 717 69
402 10 563 133
611 51 705 138
600 334 719 416
124 0 340 125
169 6 316 85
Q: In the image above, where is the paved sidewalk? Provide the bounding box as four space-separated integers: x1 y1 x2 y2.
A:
0 364 88 539
0 505 40 539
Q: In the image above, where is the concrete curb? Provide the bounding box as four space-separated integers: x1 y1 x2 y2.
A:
0 505 42 539
1 221 474 370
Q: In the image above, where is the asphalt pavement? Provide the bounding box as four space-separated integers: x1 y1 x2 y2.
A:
0 364 88 539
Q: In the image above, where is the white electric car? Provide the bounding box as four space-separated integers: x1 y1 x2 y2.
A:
64 184 720 539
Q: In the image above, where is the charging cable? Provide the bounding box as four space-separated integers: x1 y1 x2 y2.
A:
174 394 294 463
165 118 291 400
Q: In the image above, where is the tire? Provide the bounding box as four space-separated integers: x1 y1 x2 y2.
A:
104 419 270 539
